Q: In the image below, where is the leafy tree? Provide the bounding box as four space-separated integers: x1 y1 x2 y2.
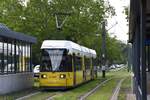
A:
0 0 127 65
123 6 129 23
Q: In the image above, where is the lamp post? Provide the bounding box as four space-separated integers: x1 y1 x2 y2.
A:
97 21 117 78
96 21 118 78
101 21 106 78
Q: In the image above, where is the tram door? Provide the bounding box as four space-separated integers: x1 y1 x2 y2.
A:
73 54 76 86
83 57 86 81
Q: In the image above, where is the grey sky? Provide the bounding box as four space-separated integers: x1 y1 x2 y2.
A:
107 0 129 43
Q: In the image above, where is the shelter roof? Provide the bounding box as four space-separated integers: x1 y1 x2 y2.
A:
0 23 36 43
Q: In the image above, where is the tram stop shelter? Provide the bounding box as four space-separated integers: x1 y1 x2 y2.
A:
0 23 36 94
129 0 150 100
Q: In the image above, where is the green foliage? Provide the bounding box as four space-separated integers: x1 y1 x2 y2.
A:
123 6 129 23
87 79 118 100
0 0 126 65
106 36 127 64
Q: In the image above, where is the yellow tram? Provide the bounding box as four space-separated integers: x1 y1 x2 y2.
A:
39 40 96 89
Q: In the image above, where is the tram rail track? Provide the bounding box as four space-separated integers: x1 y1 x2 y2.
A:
16 90 60 100
16 91 41 100
78 78 114 100
110 78 125 100
45 93 58 100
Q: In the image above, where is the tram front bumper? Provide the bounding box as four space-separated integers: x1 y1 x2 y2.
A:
39 72 74 87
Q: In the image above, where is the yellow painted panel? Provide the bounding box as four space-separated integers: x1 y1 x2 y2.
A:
39 72 74 87
86 70 91 81
76 71 83 85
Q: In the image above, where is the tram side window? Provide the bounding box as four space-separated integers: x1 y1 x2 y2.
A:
75 56 82 71
85 58 91 70
60 55 72 72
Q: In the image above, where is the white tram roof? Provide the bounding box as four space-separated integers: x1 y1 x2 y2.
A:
41 40 96 58
41 40 81 55
80 46 91 57
89 49 97 58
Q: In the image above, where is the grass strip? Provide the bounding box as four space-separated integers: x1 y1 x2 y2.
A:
53 70 118 100
118 76 131 100
24 91 57 100
53 67 130 100
86 67 130 100
53 78 105 100
86 78 119 100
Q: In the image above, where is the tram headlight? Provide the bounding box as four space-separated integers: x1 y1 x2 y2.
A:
60 74 66 79
41 74 47 78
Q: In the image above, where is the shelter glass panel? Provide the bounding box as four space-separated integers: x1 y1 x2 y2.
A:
0 37 32 74
26 44 30 72
4 41 8 73
0 40 3 74
6 41 13 73
10 41 15 73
